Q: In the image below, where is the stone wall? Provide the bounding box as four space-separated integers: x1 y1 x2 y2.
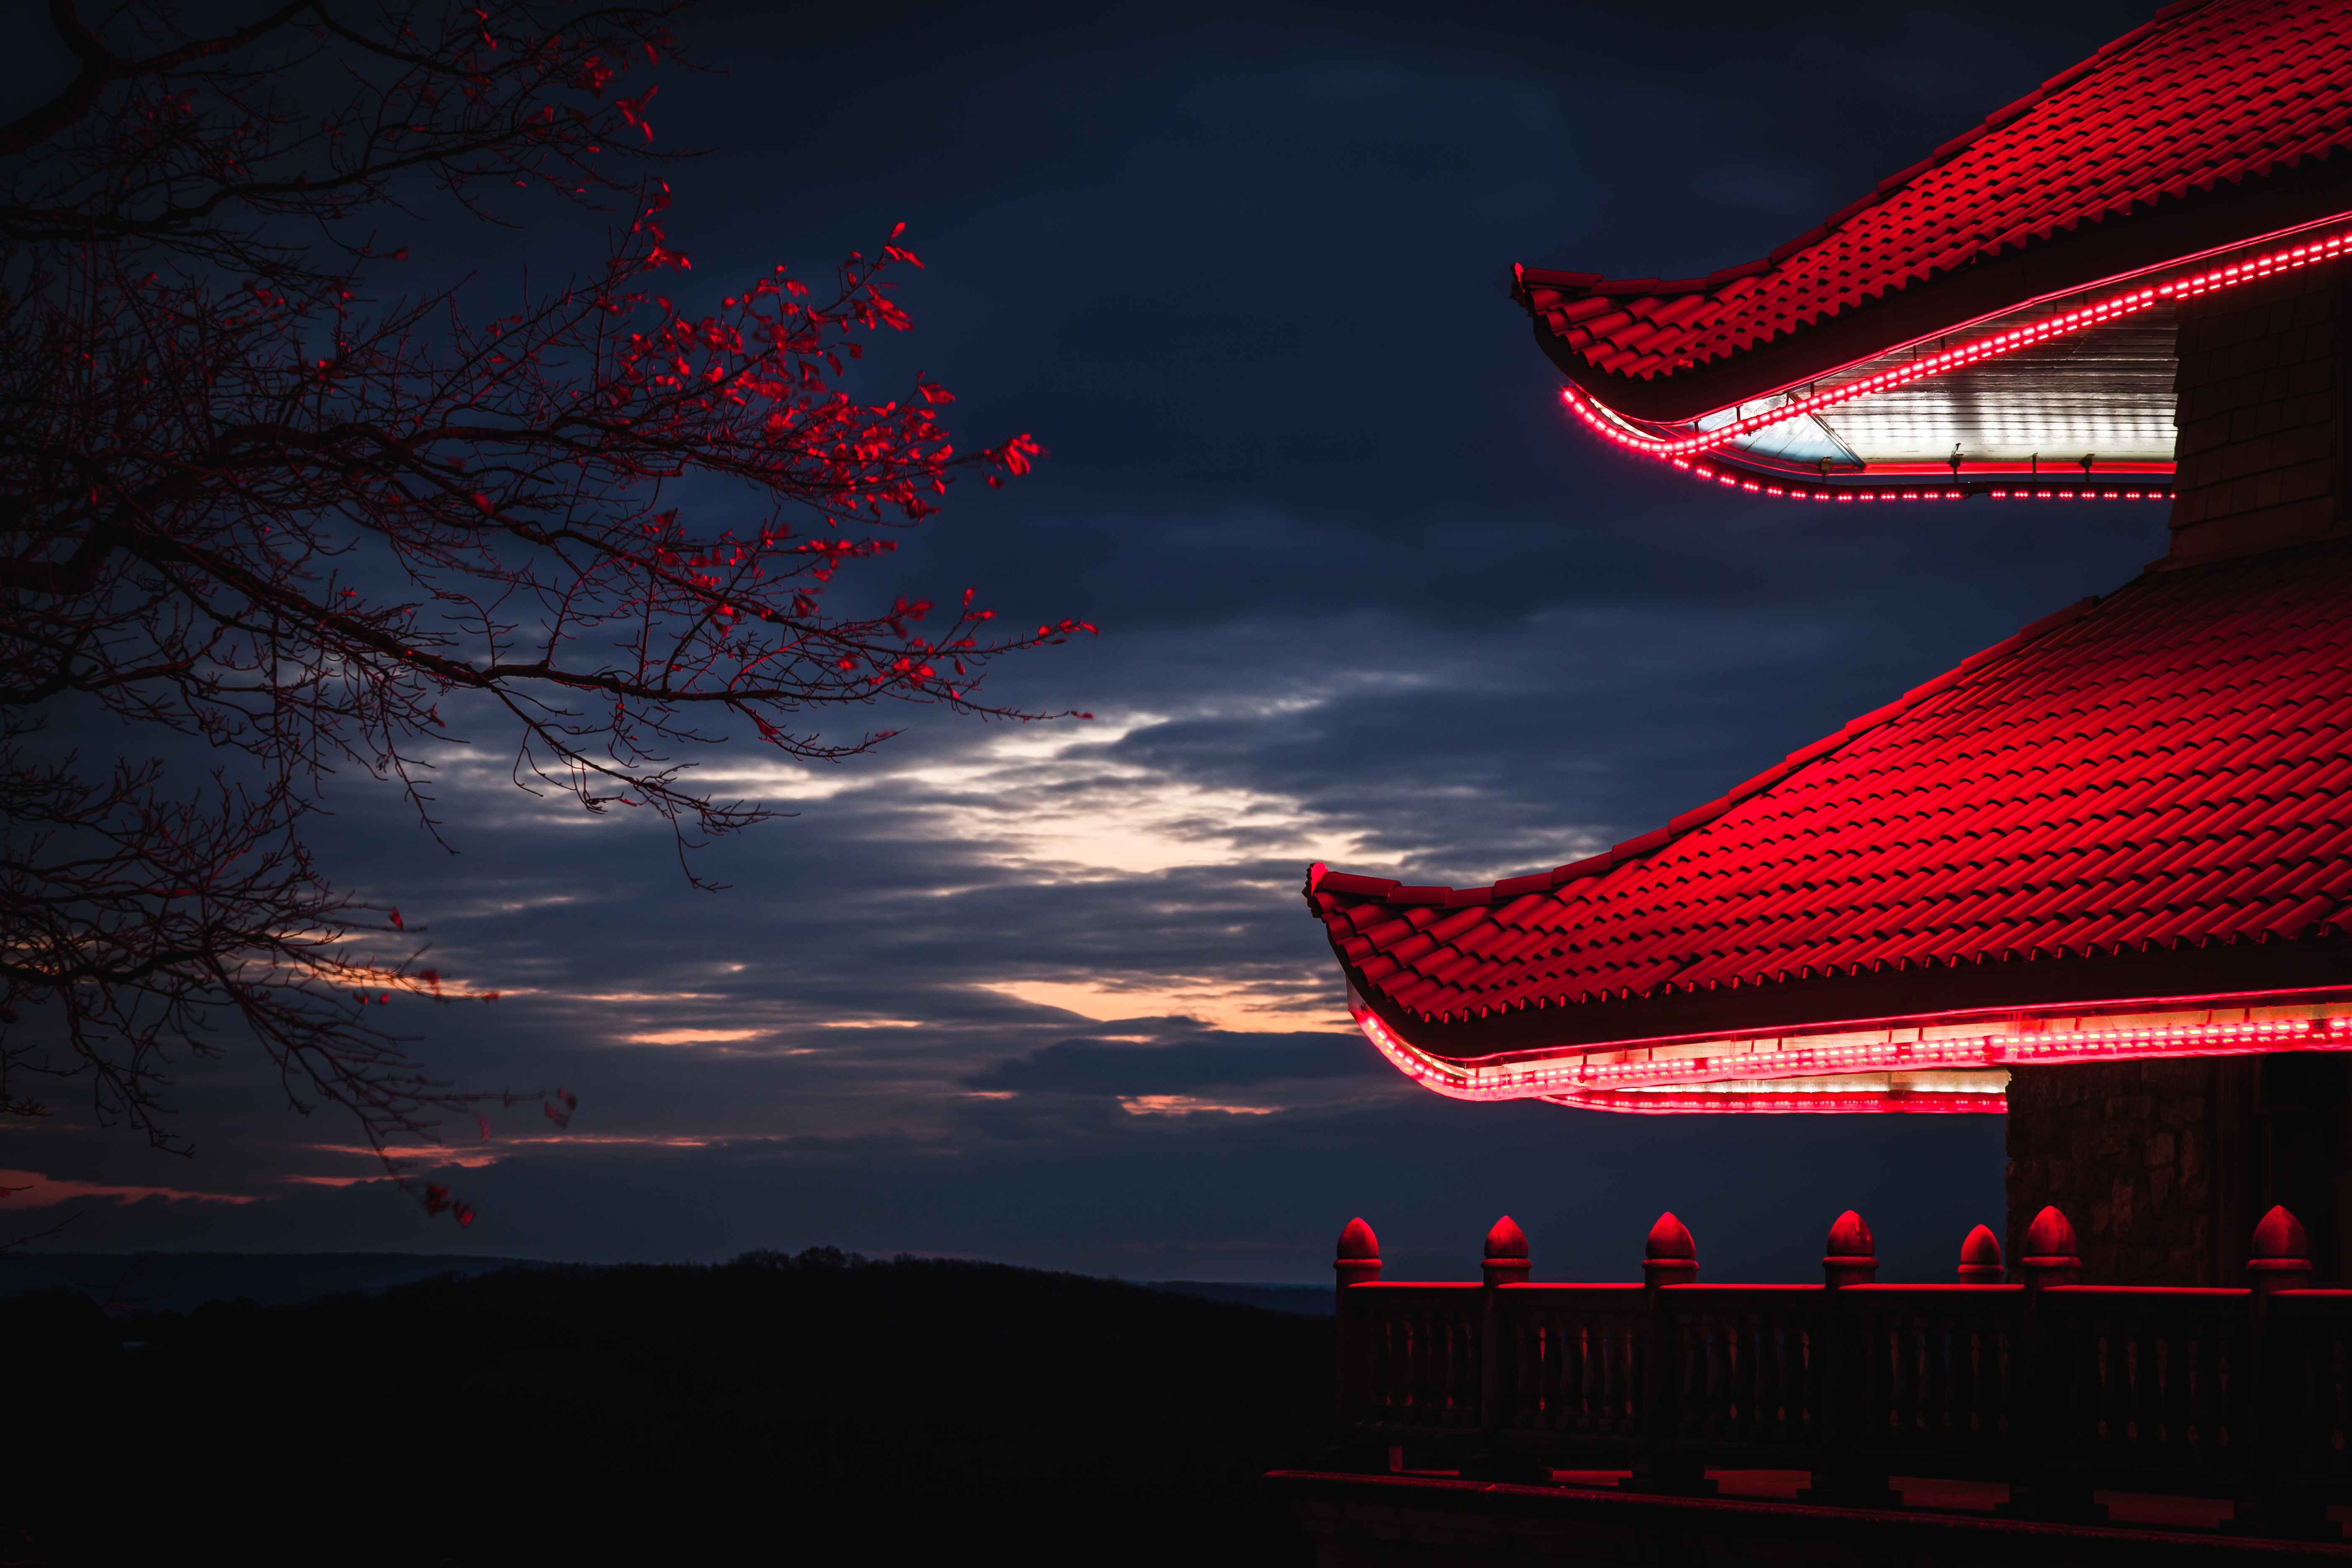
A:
2004 1057 2245 1286
2166 257 2350 564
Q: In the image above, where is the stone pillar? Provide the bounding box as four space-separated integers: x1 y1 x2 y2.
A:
2165 255 2350 565
2006 1054 2349 1285
2005 1057 2234 1284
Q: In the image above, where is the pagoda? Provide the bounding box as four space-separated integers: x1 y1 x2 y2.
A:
1306 0 2352 1287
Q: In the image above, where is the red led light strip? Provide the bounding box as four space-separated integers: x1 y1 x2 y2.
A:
1636 452 2166 505
1557 224 2352 495
1353 1005 2352 1116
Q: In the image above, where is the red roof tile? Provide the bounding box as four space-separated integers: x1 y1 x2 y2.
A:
1308 539 2352 1056
1517 0 2352 422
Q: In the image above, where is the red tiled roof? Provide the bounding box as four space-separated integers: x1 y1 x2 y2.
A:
1308 538 2352 1055
1517 0 2352 418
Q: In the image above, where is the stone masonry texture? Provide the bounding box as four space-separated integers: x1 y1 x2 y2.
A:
2006 1059 2224 1286
2167 258 2349 562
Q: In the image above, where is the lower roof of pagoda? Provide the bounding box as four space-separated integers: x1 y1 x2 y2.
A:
1307 537 2352 1060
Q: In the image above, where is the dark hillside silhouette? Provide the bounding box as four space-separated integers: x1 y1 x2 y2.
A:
0 1251 540 1314
7 1249 1330 1566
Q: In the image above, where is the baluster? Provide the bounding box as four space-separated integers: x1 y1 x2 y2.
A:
1467 1316 1485 1429
1680 1318 1702 1433
2333 1326 2350 1481
1752 1316 1782 1438
1791 1322 1815 1438
2086 1321 2114 1455
1582 1318 1603 1429
1996 1318 2018 1441
1408 1315 1430 1424
2161 1320 2192 1460
1730 1316 1758 1438
2332 1326 2350 1481
1569 1317 1593 1430
1890 1315 1920 1442
2190 1316 2219 1460
1968 1323 1996 1442
1865 1314 1895 1443
1391 1315 1413 1422
2133 1323 2166 1460
1592 1318 1612 1428
1430 1316 1449 1429
1425 1317 1442 1425
1509 1315 1536 1429
1600 1320 1624 1430
1466 1316 1484 1429
1555 1319 1581 1430
1775 1318 1796 1437
2300 1319 2328 1480
1921 1314 1950 1442
2182 1321 2203 1465
1380 1314 1398 1422
1385 1314 1403 1422
1388 1313 1408 1421
1535 1316 1559 1429
2290 1319 2318 1478
1703 1317 1730 1434
2223 1312 2248 1458
1588 1320 1607 1431
1526 1316 1546 1429
1985 1316 2004 1439
1626 1317 1646 1431
1945 1318 1973 1443
2100 1322 2132 1456
1433 1316 1455 1426
1411 1313 1434 1423
1391 1313 1411 1421
1452 1316 1475 1427
1371 1314 1395 1421
2203 1315 2230 1472
1533 1318 1555 1428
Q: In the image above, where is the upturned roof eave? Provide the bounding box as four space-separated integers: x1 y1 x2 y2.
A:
1525 143 2352 425
1310 539 2352 1066
1342 936 2352 1066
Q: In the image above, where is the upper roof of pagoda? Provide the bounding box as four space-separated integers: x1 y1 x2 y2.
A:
1308 537 2352 1062
1517 0 2352 425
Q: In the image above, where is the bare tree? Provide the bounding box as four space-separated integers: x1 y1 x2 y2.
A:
0 0 1087 1220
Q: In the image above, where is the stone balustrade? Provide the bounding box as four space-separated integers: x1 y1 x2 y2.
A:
1331 1204 2347 1538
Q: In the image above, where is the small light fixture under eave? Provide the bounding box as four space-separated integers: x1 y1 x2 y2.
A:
1553 217 2352 503
1351 1001 2352 1115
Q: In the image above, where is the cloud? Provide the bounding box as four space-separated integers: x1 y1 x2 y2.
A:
624 1028 776 1047
1118 1096 1282 1117
972 978 1344 1034
0 1169 260 1211
963 1032 1380 1098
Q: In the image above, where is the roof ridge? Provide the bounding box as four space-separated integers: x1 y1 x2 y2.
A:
1306 593 2103 911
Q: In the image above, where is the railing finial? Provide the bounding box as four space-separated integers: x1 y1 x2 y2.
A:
1642 1211 1698 1287
1335 1216 1381 1288
1958 1222 2004 1283
2020 1203 2079 1288
2248 1204 2314 1292
1823 1209 1877 1287
1483 1215 1530 1285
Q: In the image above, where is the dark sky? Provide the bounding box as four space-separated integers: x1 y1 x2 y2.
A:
12 0 2165 1284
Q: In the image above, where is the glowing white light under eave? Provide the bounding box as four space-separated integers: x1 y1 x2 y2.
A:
1756 310 2180 469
